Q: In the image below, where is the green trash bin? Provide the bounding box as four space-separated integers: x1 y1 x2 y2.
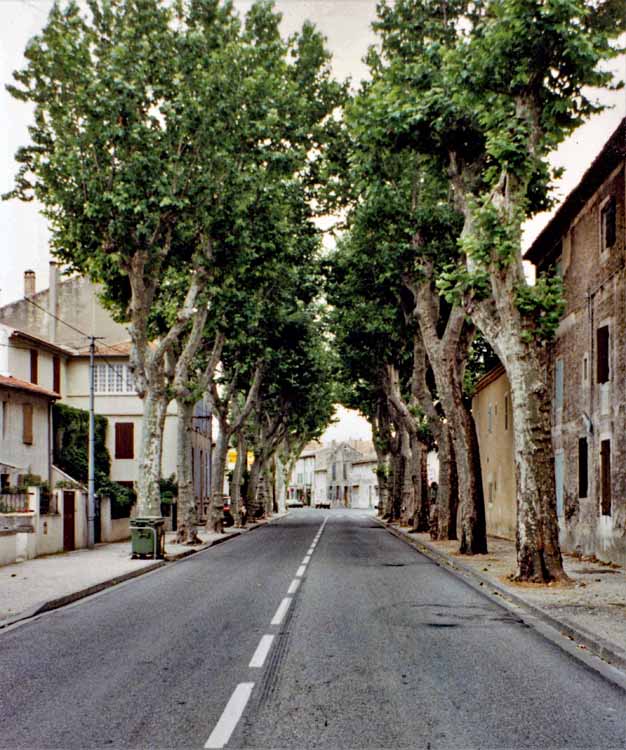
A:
130 517 165 559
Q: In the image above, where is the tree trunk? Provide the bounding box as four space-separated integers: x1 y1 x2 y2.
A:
450 162 565 580
230 432 246 528
274 451 289 514
411 436 430 532
136 388 167 517
400 427 414 525
208 422 229 533
496 332 566 581
412 285 487 554
431 426 458 540
176 398 201 544
247 456 263 519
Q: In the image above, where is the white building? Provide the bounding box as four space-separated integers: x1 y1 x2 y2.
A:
349 454 378 510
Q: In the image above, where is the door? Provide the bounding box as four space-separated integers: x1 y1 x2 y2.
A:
63 491 75 551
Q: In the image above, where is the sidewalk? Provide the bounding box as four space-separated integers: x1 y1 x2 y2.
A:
385 521 626 671
0 515 283 629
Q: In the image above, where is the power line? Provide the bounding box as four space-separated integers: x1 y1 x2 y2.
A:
24 296 90 339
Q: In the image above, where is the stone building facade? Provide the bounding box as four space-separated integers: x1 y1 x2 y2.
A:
525 118 626 564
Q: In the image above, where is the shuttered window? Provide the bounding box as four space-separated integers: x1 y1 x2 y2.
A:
601 196 616 251
596 326 610 383
115 422 134 459
22 403 33 445
578 438 588 499
53 356 61 395
600 440 611 516
30 349 38 384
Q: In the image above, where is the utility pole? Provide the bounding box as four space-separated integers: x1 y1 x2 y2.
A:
88 336 104 548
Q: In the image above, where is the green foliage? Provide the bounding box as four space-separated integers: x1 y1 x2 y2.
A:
515 274 565 343
159 474 178 504
52 403 133 504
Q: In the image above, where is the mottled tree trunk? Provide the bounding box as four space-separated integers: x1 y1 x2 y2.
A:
431 426 458 540
411 436 430 532
208 422 229 533
412 285 487 554
497 331 565 581
400 427 414 525
247 456 263 519
176 398 201 544
230 432 246 528
451 158 565 581
136 388 168 517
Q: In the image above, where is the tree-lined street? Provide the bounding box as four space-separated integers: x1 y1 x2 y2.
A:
2 511 626 749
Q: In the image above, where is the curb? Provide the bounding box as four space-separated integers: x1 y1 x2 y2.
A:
0 514 286 631
378 518 626 675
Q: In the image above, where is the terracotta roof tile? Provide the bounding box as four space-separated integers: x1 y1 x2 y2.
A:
0 375 59 399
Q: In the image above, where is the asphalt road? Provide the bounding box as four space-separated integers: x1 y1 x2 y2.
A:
1 509 626 749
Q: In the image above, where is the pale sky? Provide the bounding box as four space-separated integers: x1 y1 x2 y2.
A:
320 404 373 444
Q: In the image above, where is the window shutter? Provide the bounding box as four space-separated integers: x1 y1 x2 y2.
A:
115 422 134 459
53 356 61 394
23 403 34 445
30 350 38 384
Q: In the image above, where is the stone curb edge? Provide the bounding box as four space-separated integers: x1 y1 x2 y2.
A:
0 513 286 631
378 518 626 674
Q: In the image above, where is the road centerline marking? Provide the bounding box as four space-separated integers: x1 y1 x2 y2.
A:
296 565 306 578
287 578 300 595
302 555 311 565
204 682 254 749
271 597 292 625
249 635 274 668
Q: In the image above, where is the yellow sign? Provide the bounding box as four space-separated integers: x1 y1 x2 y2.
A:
227 449 256 470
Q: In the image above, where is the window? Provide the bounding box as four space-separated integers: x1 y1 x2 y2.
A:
53 356 61 394
601 196 616 251
22 403 33 445
331 463 336 481
93 363 136 394
578 437 588 499
30 349 38 384
555 358 564 411
596 326 610 383
583 356 588 383
1 474 9 491
600 439 611 516
343 463 347 480
115 422 134 459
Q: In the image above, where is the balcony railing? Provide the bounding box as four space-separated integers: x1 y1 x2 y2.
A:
0 494 31 513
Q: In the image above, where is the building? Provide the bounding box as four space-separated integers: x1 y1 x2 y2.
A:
349 454 378 510
290 439 377 509
471 366 516 540
0 324 65 488
473 118 626 564
525 117 626 565
288 441 321 505
0 266 213 523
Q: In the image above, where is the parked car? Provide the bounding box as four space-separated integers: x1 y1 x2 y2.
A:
314 501 331 509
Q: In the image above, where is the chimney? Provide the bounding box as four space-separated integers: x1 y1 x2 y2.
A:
49 261 59 342
24 270 36 298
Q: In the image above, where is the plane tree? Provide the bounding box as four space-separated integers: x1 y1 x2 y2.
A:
357 0 624 580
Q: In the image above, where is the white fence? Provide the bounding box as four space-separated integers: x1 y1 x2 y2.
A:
0 488 130 567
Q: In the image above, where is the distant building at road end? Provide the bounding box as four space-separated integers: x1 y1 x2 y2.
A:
288 439 378 510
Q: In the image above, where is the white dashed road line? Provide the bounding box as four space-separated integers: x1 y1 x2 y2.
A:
271 597 292 626
249 635 275 668
204 682 255 749
204 517 328 748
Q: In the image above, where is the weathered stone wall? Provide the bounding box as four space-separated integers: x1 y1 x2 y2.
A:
553 162 626 565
